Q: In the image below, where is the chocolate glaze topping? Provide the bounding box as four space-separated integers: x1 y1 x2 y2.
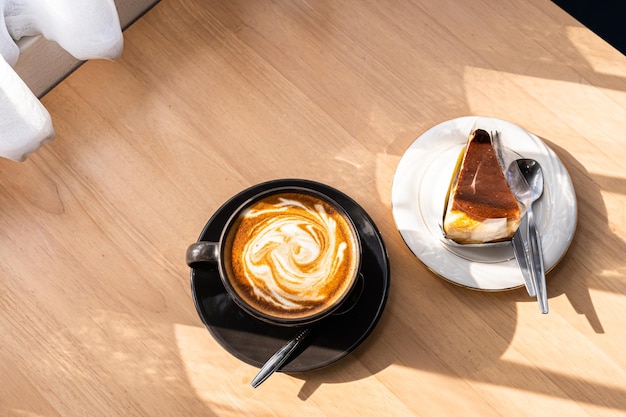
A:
450 129 520 219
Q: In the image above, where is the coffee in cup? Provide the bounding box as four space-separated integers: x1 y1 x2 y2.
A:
187 187 361 326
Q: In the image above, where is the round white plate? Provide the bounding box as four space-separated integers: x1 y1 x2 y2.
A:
391 116 577 291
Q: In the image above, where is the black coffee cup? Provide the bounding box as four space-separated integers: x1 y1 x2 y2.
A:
186 186 362 326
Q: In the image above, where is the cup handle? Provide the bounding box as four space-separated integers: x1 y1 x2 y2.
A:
186 241 220 270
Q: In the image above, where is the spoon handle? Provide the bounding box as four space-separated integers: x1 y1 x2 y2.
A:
251 328 312 388
512 215 536 297
527 208 548 313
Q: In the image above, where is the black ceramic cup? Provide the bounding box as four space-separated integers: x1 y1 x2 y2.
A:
186 185 362 327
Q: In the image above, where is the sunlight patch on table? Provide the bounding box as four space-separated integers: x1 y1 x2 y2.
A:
175 324 249 396
566 26 626 78
1 408 46 417
174 323 296 415
601 190 626 236
505 311 626 401
376 152 401 208
463 66 626 156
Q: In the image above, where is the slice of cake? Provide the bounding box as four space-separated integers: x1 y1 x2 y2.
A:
442 129 521 244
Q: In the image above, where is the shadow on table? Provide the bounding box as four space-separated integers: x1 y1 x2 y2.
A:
538 139 626 332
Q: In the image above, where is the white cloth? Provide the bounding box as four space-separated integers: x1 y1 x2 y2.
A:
0 0 123 161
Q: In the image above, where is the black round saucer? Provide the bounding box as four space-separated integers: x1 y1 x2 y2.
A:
189 179 390 372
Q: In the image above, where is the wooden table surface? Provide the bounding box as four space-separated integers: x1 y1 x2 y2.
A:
2 0 626 415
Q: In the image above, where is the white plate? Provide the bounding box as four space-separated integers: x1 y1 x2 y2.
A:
391 116 577 291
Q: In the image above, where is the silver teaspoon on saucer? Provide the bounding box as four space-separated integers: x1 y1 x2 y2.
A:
250 273 365 387
251 328 311 388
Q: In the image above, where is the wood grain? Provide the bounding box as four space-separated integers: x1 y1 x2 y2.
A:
1 0 625 415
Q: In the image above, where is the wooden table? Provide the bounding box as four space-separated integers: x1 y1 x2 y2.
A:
2 0 626 415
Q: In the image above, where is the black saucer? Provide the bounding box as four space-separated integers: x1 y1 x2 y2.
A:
189 179 390 372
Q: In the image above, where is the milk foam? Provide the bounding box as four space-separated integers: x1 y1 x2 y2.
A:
233 195 353 313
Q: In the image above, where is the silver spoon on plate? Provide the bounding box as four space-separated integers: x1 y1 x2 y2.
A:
508 159 548 313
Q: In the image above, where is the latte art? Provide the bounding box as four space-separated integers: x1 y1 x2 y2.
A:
228 192 359 320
